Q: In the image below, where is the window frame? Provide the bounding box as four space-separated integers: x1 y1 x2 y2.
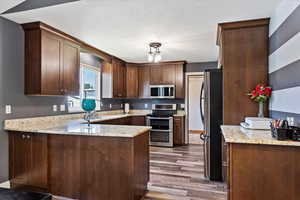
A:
68 63 101 113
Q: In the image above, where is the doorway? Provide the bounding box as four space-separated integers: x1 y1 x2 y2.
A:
186 74 204 144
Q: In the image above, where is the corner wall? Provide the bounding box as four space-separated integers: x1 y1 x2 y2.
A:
269 1 300 124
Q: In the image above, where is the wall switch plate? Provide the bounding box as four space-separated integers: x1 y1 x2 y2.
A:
121 104 123 108
5 105 12 114
109 104 112 109
53 105 57 112
181 104 185 109
60 104 66 112
145 104 148 109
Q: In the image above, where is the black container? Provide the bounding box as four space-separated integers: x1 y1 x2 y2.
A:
271 126 290 140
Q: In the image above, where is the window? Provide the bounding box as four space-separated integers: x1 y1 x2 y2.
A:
68 63 101 112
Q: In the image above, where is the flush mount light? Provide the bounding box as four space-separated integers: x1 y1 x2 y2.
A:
148 42 162 63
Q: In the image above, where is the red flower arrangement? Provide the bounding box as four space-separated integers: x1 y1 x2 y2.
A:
248 84 271 103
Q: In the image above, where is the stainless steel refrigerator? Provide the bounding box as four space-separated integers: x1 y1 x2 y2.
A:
200 69 223 182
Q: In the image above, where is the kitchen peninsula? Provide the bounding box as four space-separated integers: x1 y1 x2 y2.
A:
221 125 300 200
5 112 151 200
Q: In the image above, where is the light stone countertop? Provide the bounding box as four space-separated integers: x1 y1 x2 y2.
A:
4 111 151 138
4 109 185 138
221 125 300 147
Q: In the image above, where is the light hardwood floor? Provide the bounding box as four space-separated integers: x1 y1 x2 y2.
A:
145 144 227 200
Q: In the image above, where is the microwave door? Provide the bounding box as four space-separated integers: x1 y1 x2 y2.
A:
151 87 160 97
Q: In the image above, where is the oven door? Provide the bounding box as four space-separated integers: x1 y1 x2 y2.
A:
147 117 174 147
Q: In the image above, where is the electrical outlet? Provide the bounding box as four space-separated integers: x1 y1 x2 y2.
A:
60 104 66 112
145 104 148 109
53 105 57 112
181 104 185 109
109 104 112 109
121 104 123 108
5 105 12 114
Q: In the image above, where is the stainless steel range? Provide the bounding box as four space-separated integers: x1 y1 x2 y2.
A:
146 104 177 147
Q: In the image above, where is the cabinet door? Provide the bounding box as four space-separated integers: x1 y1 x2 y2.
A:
113 59 126 98
9 133 30 185
101 61 113 98
29 133 48 189
162 65 176 85
138 66 150 98
175 64 185 98
131 116 146 126
150 65 162 85
119 61 126 97
62 40 80 96
126 64 139 98
41 31 62 95
173 116 185 145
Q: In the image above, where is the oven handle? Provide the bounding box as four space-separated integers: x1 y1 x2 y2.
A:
147 117 173 120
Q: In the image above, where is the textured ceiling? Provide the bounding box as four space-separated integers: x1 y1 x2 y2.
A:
1 0 281 63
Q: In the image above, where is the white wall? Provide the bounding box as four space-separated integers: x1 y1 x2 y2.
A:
188 76 204 131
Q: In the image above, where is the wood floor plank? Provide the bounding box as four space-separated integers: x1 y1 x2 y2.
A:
147 144 227 200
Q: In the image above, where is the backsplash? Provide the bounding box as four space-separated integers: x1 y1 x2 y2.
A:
124 99 185 110
269 1 300 126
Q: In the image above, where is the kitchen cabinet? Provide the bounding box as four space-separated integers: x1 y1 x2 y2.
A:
113 58 126 98
23 23 80 96
150 64 175 85
131 116 146 126
138 66 150 98
217 18 269 125
126 64 139 98
225 142 300 200
175 64 185 98
102 58 126 98
173 116 185 145
9 132 48 189
149 62 185 99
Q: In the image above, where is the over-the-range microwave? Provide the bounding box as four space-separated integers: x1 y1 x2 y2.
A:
150 85 175 99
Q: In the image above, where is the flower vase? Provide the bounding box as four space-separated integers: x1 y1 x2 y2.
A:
258 102 264 118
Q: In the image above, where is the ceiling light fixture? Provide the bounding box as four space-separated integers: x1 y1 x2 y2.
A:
148 42 162 63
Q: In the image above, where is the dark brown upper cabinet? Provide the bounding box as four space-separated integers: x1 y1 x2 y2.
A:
126 63 139 98
138 66 150 98
23 22 80 96
102 58 126 98
217 18 269 125
149 62 185 99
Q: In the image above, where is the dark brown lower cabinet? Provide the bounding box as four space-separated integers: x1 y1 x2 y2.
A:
9 132 48 190
227 143 300 200
130 116 146 126
9 131 149 200
173 116 185 145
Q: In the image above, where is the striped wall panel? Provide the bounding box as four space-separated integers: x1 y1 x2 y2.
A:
269 0 300 124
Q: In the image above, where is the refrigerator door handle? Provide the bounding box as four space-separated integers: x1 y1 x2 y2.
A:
200 82 205 141
200 82 205 124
